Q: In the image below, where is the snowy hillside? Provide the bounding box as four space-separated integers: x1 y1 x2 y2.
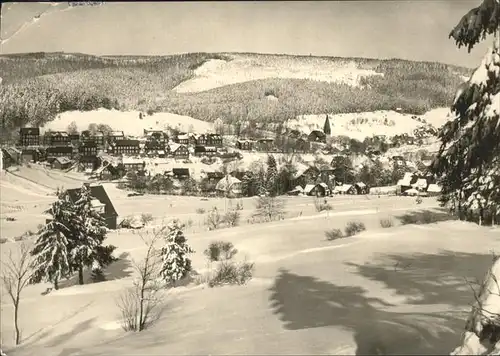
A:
173 55 384 93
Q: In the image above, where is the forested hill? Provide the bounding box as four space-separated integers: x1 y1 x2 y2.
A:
0 51 471 137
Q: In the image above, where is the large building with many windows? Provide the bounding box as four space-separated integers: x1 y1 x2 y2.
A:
19 128 40 147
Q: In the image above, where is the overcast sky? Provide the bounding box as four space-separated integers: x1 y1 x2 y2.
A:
0 1 490 68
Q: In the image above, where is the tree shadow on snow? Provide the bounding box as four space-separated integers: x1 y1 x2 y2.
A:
268 268 466 355
346 250 494 307
57 252 133 290
395 208 457 226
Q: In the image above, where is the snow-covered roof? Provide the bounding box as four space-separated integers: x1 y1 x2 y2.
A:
122 157 144 165
411 178 428 189
178 134 189 140
215 175 242 191
355 182 367 188
336 184 353 192
404 188 419 196
427 184 442 193
54 157 71 165
304 184 316 194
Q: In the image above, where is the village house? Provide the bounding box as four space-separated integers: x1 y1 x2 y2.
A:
172 168 190 180
122 157 145 173
144 138 167 158
81 130 105 146
44 131 70 146
111 139 141 156
194 145 217 157
304 183 330 197
19 127 40 147
20 148 41 163
354 182 369 194
334 184 357 195
46 146 74 158
256 138 275 152
107 131 125 144
1 148 21 169
207 134 223 147
292 164 320 188
144 129 168 142
66 184 118 229
215 175 242 197
236 139 255 151
51 157 73 170
68 134 80 146
308 130 327 143
169 143 189 159
79 142 98 157
79 156 100 172
175 133 190 145
196 134 208 146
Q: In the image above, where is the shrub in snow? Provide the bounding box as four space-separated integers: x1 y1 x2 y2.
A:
159 220 194 286
379 218 394 228
196 207 206 214
224 209 240 227
205 207 224 230
202 240 253 287
140 213 154 225
204 241 238 262
314 198 333 212
325 229 344 241
344 221 366 237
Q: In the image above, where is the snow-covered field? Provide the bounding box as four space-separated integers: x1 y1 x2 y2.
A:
173 55 384 93
288 108 453 141
42 109 214 136
1 167 499 355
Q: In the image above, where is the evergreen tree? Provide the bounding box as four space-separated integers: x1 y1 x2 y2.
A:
266 154 279 196
431 0 500 224
159 220 195 285
68 184 117 285
31 196 74 290
323 114 331 136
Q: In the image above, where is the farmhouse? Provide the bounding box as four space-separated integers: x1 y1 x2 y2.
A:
308 130 327 143
21 148 41 163
144 139 166 157
111 139 140 156
256 138 274 152
176 133 190 145
172 168 190 180
78 156 100 172
44 131 70 146
304 183 329 197
236 139 255 151
19 127 40 147
292 164 320 187
51 157 73 170
46 146 74 158
194 145 217 157
66 184 118 229
215 175 242 197
354 182 369 194
334 184 357 195
169 143 189 159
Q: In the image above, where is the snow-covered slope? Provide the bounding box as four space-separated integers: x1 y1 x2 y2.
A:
173 55 384 93
43 109 214 136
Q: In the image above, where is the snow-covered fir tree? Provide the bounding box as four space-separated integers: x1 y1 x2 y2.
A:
431 0 500 225
30 195 75 290
68 184 117 285
266 154 279 196
159 220 194 285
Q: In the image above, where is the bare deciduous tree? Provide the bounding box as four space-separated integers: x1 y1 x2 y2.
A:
1 242 35 345
253 196 286 222
116 227 166 332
